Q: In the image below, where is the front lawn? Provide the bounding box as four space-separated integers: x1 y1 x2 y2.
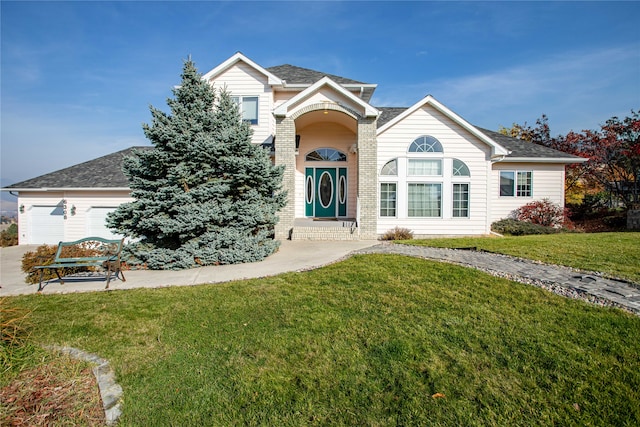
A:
402 232 640 283
5 254 640 426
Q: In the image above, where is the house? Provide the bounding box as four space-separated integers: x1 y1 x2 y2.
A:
3 52 586 244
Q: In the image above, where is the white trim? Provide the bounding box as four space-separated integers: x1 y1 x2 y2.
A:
273 76 379 118
377 95 510 157
202 52 283 85
498 157 588 164
2 187 131 192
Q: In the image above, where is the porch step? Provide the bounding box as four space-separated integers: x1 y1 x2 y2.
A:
290 225 359 241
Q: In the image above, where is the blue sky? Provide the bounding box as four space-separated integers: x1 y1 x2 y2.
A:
1 1 639 202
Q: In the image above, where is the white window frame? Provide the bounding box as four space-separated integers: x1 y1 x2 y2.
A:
231 95 259 125
407 182 442 218
380 182 398 218
452 183 470 218
500 171 533 197
407 159 443 176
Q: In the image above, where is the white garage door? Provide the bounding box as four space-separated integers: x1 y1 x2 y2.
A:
29 205 65 244
87 207 122 239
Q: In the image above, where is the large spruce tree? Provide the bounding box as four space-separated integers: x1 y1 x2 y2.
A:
107 59 286 269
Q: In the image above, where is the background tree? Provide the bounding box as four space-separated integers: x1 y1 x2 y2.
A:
499 115 590 204
107 59 286 269
500 111 639 208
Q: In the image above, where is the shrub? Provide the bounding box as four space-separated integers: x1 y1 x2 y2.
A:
1 298 35 374
21 243 102 285
511 198 567 228
491 219 561 236
380 227 414 241
0 224 18 247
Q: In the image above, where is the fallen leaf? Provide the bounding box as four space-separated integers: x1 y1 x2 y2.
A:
573 403 580 412
432 392 446 399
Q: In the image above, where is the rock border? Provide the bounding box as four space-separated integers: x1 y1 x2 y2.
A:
45 345 123 426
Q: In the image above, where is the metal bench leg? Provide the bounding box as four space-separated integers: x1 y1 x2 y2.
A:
105 264 112 289
54 269 64 285
38 269 44 292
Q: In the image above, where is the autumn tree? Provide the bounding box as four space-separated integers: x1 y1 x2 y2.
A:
499 115 590 203
501 110 640 209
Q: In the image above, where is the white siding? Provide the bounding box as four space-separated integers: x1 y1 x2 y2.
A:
17 191 132 245
208 62 274 145
490 162 566 223
376 105 492 236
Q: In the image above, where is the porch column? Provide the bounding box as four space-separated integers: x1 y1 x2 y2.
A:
357 117 378 239
274 116 296 240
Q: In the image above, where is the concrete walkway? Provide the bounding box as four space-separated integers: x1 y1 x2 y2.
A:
0 241 378 296
2 241 639 316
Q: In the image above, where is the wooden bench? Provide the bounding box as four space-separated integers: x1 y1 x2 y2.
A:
33 237 126 291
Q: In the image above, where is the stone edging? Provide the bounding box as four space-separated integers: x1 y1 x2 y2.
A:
45 345 123 426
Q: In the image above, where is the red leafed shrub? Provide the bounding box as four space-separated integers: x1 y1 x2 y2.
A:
512 199 568 228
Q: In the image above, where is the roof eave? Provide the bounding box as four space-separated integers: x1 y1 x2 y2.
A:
1 187 132 192
497 157 589 164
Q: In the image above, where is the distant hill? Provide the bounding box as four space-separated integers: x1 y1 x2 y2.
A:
0 179 18 216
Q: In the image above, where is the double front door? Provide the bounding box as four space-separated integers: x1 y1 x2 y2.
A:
305 167 347 218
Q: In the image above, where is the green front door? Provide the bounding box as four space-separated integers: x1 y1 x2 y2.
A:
305 167 347 218
315 168 336 217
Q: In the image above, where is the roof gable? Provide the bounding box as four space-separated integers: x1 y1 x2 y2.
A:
377 95 510 157
273 76 379 118
202 52 283 85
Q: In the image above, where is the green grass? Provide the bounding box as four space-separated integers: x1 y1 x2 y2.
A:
402 232 640 283
6 254 640 426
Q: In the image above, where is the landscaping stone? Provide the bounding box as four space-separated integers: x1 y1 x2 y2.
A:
46 345 123 426
628 210 640 230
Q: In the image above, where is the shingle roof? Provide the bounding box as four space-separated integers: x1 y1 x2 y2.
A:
5 147 151 189
376 107 408 128
475 127 585 160
266 64 367 85
266 64 375 102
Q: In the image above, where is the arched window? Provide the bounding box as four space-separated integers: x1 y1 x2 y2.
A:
380 159 398 176
305 148 347 162
452 159 470 177
408 136 443 153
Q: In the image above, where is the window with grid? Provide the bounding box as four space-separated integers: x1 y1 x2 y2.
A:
408 136 443 153
452 183 470 217
408 183 441 217
380 183 397 217
452 159 470 177
500 171 533 197
380 159 398 176
517 171 532 197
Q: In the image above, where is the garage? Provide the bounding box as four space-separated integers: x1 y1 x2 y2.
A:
86 207 122 239
29 205 65 244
